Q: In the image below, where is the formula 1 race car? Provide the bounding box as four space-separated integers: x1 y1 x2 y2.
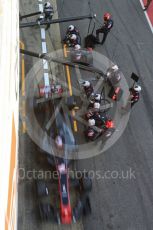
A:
36 112 92 224
36 160 92 224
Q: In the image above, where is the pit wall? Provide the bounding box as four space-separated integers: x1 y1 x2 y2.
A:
0 0 19 229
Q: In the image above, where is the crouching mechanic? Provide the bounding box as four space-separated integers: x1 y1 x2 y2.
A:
82 81 94 98
129 85 141 108
90 93 102 103
64 34 81 47
86 116 114 141
87 111 108 127
96 12 113 45
88 94 101 109
63 25 81 46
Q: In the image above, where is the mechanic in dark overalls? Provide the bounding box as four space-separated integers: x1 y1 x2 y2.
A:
70 34 81 46
129 85 141 108
82 81 94 98
43 2 54 30
96 13 113 45
63 25 80 44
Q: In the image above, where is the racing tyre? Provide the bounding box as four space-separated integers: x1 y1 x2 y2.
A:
47 155 56 166
37 180 48 197
39 203 55 221
70 178 80 188
81 176 92 192
55 211 61 225
83 196 91 216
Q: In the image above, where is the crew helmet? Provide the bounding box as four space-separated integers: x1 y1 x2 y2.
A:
94 94 101 101
45 2 51 7
105 120 114 129
104 12 111 21
134 85 141 92
82 81 90 87
88 119 96 126
94 102 100 110
68 25 75 31
70 34 77 40
74 44 81 50
112 65 119 71
55 135 63 148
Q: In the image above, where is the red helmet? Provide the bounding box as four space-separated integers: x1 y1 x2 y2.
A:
105 120 114 129
103 13 111 21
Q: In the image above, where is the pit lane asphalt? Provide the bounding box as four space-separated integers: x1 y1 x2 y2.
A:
19 0 84 230
57 0 153 230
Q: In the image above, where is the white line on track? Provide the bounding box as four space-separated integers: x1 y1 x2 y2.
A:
43 59 49 70
41 28 46 40
42 41 47 53
38 1 49 91
44 73 50 85
139 0 153 33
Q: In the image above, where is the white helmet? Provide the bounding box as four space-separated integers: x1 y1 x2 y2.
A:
94 94 101 101
74 44 81 50
112 65 119 71
88 119 95 127
70 34 77 40
134 85 141 92
94 102 100 109
82 81 90 87
55 135 63 148
45 2 51 7
68 25 75 31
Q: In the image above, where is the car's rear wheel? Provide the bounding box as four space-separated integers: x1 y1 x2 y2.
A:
73 200 83 221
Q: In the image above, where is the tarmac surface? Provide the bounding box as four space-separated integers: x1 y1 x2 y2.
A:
19 0 153 230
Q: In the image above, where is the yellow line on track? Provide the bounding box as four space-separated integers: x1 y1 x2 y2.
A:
65 65 73 96
64 44 72 96
63 45 78 132
20 41 26 133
